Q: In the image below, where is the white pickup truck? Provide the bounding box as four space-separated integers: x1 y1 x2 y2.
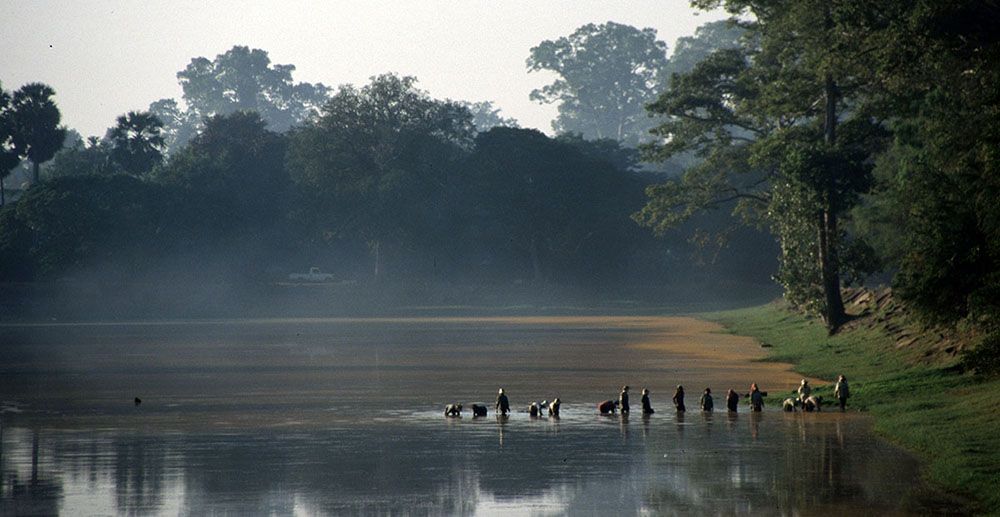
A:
288 267 335 282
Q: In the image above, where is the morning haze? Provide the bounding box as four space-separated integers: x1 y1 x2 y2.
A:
1 1 996 514
0 1 725 138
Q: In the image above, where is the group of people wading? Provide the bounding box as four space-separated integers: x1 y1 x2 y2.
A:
603 383 767 415
780 375 851 412
444 376 850 417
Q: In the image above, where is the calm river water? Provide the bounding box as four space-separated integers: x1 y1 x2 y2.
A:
0 316 951 515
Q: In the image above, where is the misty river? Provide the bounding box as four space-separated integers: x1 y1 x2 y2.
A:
1 316 949 514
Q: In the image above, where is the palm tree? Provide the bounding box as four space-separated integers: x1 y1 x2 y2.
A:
109 111 166 176
0 84 22 205
10 83 66 185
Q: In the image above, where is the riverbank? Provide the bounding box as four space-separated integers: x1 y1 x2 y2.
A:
703 303 1000 513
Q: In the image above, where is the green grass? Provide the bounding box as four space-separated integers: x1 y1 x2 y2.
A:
702 304 1000 514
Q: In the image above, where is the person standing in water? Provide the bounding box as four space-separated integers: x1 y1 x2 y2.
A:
749 383 764 412
641 388 654 414
700 388 714 411
834 375 850 411
619 385 630 414
672 385 686 412
726 389 739 412
496 388 510 416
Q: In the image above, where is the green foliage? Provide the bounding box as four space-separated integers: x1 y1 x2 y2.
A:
467 127 643 282
637 3 890 328
1 175 182 278
960 333 1000 377
846 1 1000 328
159 111 290 237
45 135 118 178
457 101 519 133
527 22 669 145
9 82 67 184
288 74 474 277
178 46 330 131
666 20 746 78
0 82 20 180
149 46 330 154
109 110 166 176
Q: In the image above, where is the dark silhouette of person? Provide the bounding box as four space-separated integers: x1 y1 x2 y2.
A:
495 388 510 416
619 385 630 414
641 388 654 414
726 389 739 412
749 383 764 412
134 397 141 407
700 388 714 411
673 385 686 412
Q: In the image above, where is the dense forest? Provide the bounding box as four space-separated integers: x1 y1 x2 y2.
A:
2 1 998 351
0 21 771 303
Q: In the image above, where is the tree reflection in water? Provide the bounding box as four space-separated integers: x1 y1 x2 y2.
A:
0 411 949 515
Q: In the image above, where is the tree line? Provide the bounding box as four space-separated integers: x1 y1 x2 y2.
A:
1 26 776 295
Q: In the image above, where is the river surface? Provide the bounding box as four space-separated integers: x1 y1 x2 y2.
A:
0 316 951 515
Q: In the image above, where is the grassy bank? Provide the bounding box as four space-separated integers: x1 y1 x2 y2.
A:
703 304 1000 513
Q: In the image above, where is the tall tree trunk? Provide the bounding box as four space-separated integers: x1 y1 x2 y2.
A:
32 161 40 185
1 176 5 206
819 73 845 333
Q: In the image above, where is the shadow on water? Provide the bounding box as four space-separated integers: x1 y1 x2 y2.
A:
1 411 956 515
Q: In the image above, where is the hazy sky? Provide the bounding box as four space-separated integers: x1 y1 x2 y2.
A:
1 1 725 138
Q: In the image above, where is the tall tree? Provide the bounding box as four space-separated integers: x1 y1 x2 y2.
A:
146 98 200 155
527 22 669 145
636 5 884 332
109 111 166 176
0 83 20 205
288 74 474 279
9 83 66 185
177 45 330 131
148 46 329 155
468 127 642 283
457 101 519 132
160 110 290 236
665 20 746 78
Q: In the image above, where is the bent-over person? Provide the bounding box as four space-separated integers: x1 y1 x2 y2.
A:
641 388 654 414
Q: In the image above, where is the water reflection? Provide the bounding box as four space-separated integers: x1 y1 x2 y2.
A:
1 411 943 515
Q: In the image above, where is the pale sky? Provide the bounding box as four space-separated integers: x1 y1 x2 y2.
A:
0 1 725 138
